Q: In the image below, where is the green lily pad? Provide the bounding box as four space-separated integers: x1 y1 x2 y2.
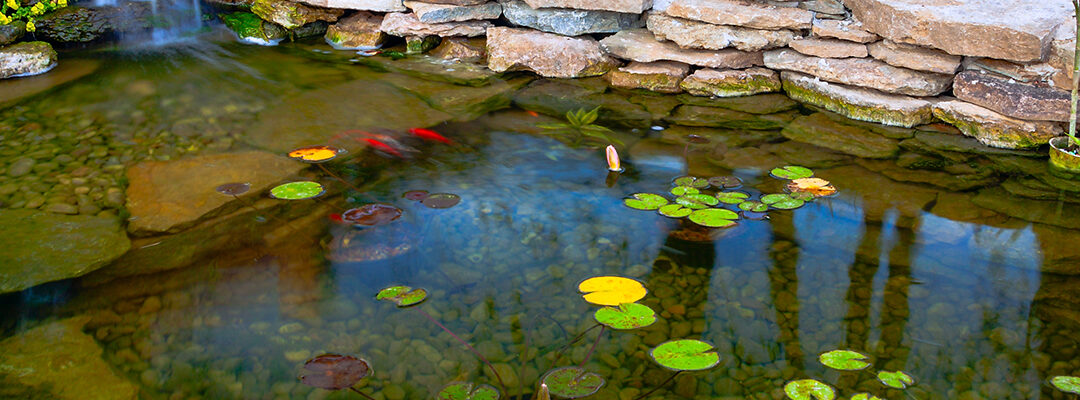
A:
688 208 738 228
708 176 742 189
738 201 768 213
819 350 870 371
670 186 699 196
436 382 500 400
594 302 657 330
376 285 427 307
771 165 814 180
1051 376 1080 394
672 176 709 188
675 194 717 209
850 394 882 400
761 194 805 210
713 191 750 204
541 367 605 399
877 371 914 389
658 204 692 218
649 339 720 371
783 379 835 400
624 193 668 211
269 181 325 200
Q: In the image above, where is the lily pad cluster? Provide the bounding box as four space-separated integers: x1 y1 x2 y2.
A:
783 349 917 400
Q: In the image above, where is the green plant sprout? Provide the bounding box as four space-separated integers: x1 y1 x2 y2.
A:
782 349 918 400
538 107 622 147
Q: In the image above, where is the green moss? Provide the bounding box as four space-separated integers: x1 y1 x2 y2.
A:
782 81 934 128
405 36 441 54
932 108 1044 149
219 12 285 42
681 76 781 98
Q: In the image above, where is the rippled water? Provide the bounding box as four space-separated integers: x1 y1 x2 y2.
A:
2 32 1080 400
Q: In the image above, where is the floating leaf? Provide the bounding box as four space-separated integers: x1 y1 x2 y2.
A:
675 195 716 209
791 192 816 201
342 204 402 226
216 182 251 196
877 371 914 389
688 208 738 228
738 201 768 213
672 176 709 188
594 302 656 330
269 181 325 200
658 204 692 218
423 193 461 209
761 193 805 210
1051 376 1080 394
713 191 750 204
436 382 500 400
541 367 604 399
771 165 814 180
818 350 870 371
650 339 720 371
376 285 428 307
403 190 430 201
783 379 835 400
288 145 345 163
708 176 742 189
578 276 647 306
670 186 699 196
787 177 837 197
624 193 668 211
299 354 371 391
850 394 882 400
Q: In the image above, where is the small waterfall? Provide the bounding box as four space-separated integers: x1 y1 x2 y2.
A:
89 0 206 46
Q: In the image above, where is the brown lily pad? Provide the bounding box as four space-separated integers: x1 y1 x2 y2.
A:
299 354 371 390
215 182 251 196
403 190 430 201
342 204 403 226
422 193 461 209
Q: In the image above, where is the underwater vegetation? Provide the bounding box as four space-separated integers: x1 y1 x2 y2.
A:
537 107 622 147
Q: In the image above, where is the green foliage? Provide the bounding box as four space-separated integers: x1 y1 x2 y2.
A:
538 107 622 146
1 0 67 31
770 165 814 180
1051 375 1080 394
688 208 738 228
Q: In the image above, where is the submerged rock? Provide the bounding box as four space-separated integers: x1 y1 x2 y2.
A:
502 0 642 37
252 0 343 29
0 42 57 80
0 210 130 294
124 151 305 235
379 73 532 120
486 27 618 78
34 7 112 44
606 61 688 93
665 104 796 130
0 317 139 400
646 13 793 52
932 100 1061 149
764 48 953 96
600 29 762 69
676 92 797 114
679 67 780 97
781 71 935 128
380 12 491 37
221 12 288 45
405 1 501 23
325 12 386 49
781 112 900 158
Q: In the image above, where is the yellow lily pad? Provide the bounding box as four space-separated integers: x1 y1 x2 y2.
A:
577 276 647 306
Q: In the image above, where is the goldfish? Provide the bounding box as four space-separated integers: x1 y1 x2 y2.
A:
364 138 404 157
408 128 453 144
526 110 540 117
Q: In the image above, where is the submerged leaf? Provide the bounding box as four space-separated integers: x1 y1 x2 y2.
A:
341 204 402 226
672 176 709 188
299 354 371 391
269 181 325 200
688 208 738 228
787 177 837 197
624 193 668 211
713 191 750 204
594 302 657 330
818 350 870 371
216 182 251 196
658 204 692 218
877 371 914 389
650 339 720 371
761 193 805 210
783 379 835 400
771 165 814 180
541 367 604 399
436 382 500 400
708 176 742 189
578 276 647 306
376 285 428 307
1051 376 1080 394
423 193 461 209
288 145 345 163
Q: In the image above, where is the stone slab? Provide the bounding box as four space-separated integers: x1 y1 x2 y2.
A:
680 67 780 97
502 0 643 37
404 1 501 23
380 11 491 37
646 13 793 52
867 40 962 74
933 100 1062 149
763 48 952 96
522 0 650 14
299 0 406 11
953 70 1070 122
781 71 934 128
811 19 878 43
607 61 689 93
487 27 619 78
845 0 1072 62
600 29 763 69
789 38 868 58
664 0 812 30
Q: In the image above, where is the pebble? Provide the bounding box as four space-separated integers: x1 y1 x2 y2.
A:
382 385 406 400
7 158 34 177
284 350 311 363
44 203 78 214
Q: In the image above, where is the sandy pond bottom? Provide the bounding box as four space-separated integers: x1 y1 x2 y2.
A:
1 34 1079 400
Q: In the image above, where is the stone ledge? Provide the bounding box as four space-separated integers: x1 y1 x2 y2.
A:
781 71 935 128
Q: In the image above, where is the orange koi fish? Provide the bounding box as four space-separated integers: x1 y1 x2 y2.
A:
408 128 453 144
364 138 403 157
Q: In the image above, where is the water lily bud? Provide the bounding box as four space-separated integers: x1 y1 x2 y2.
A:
538 383 551 400
606 145 621 172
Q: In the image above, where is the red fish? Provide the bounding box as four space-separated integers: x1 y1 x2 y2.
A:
408 128 453 144
329 213 344 223
364 138 403 157
526 110 540 117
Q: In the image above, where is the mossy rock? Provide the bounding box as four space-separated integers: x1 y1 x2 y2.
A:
35 7 112 44
220 12 287 43
665 104 797 131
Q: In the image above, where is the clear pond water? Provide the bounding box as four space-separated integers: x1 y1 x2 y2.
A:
2 31 1080 400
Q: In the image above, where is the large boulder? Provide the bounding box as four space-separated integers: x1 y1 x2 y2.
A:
764 48 952 96
600 29 762 69
844 0 1071 62
664 0 812 30
34 7 112 44
325 11 386 49
502 0 642 37
0 42 57 79
0 210 130 294
646 13 793 52
380 12 491 36
0 317 139 400
933 100 1062 149
953 70 1070 122
252 0 344 29
124 151 306 235
781 71 935 128
486 27 619 78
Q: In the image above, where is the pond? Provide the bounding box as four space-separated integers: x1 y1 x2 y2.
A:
2 30 1080 400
